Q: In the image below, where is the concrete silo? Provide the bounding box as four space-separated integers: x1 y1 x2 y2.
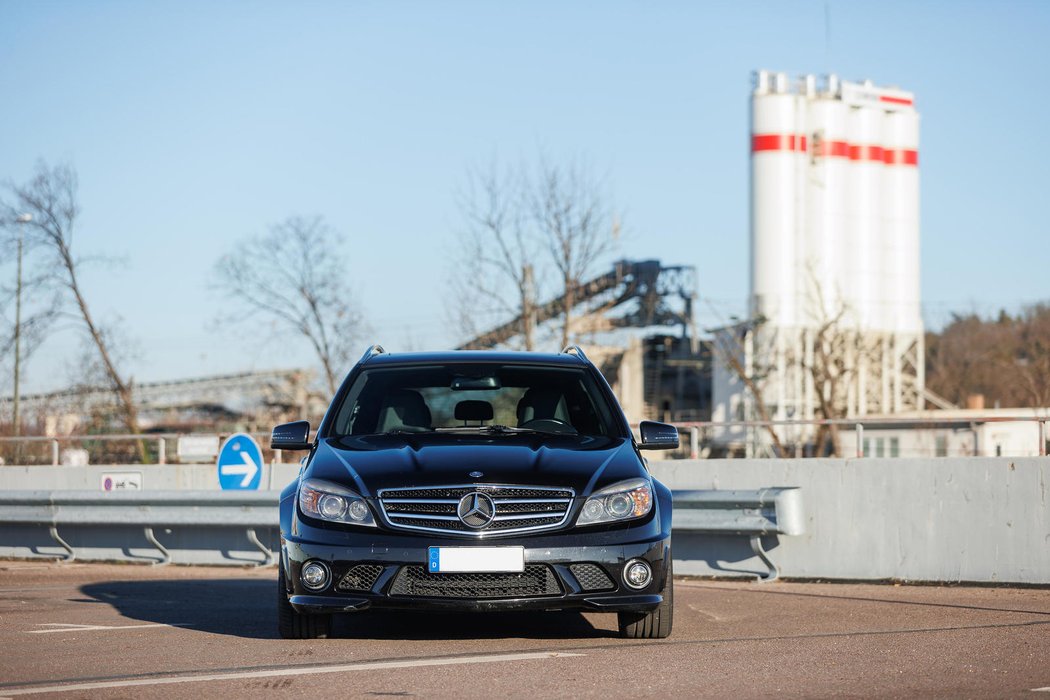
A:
715 71 925 454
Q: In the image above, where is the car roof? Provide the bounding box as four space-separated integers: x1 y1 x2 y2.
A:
361 350 589 367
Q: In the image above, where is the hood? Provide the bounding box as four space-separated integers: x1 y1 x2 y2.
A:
305 433 645 497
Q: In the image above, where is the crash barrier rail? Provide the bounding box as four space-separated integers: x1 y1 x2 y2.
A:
3 415 1048 466
0 488 802 575
671 487 804 581
0 490 279 566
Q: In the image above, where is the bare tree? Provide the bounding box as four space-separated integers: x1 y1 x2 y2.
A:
1012 304 1050 406
3 162 147 460
0 216 62 435
531 159 617 349
926 304 1050 408
708 318 787 456
453 163 540 350
451 157 619 351
213 216 365 395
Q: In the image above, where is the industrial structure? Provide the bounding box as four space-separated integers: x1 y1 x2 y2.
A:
714 71 925 454
459 259 709 424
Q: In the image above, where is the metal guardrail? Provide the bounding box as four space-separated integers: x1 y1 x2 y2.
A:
0 490 280 566
2 488 805 578
673 487 805 581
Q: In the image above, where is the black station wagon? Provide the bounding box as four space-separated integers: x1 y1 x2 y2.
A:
272 345 678 639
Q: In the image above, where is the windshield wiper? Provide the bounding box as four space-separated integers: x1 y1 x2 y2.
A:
434 425 540 435
482 424 539 434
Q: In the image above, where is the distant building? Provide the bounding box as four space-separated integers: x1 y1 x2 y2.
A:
840 408 1050 459
1 369 323 436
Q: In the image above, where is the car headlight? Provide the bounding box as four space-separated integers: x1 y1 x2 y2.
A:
298 478 376 526
576 478 652 526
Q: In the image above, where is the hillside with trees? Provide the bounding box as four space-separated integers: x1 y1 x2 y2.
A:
926 304 1050 408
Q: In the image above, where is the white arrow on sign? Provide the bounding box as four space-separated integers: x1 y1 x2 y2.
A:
220 451 259 487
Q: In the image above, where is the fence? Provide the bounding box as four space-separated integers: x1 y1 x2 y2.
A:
665 416 1050 460
0 432 289 467
0 415 1048 466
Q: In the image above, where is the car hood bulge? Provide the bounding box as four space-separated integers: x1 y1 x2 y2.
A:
306 434 645 497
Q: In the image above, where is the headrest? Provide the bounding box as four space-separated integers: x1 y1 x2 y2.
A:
454 400 494 422
378 389 432 430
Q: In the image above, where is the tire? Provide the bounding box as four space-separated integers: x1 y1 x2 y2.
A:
617 557 673 639
277 564 332 639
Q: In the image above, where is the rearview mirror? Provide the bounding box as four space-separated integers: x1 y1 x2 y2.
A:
271 420 312 450
638 421 679 450
451 376 501 390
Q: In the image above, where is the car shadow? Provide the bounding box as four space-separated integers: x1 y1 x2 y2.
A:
79 578 614 640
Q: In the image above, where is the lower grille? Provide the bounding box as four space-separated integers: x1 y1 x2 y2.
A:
570 563 616 592
389 565 562 599
337 564 385 592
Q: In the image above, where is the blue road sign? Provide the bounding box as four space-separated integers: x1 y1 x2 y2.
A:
217 433 263 490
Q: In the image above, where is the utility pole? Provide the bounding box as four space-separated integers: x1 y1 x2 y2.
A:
12 213 31 438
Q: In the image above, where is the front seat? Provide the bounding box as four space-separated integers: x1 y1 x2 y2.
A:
376 389 432 433
516 388 568 426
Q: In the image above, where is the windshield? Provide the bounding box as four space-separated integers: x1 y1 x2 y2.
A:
329 364 619 438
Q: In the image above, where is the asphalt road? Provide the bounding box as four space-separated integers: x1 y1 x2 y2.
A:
0 561 1047 699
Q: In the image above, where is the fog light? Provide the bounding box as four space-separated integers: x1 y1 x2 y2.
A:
623 559 652 589
301 561 331 591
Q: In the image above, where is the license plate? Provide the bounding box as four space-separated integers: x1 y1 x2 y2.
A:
427 546 525 573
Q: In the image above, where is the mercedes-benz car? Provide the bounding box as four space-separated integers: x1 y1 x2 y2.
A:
272 345 678 639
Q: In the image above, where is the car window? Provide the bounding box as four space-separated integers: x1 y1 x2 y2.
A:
330 364 617 437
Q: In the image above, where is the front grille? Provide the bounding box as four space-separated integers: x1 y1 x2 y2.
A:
337 564 385 592
389 565 562 599
570 563 616 592
378 484 574 536
382 487 570 500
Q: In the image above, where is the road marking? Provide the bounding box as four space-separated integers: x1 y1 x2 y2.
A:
0 650 584 696
26 623 188 634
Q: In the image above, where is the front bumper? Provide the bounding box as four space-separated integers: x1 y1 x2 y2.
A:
281 522 671 615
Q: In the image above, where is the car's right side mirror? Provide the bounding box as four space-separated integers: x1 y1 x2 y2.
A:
638 420 680 450
271 420 312 450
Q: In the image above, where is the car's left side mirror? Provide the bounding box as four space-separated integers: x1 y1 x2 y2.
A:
638 420 680 450
271 420 312 450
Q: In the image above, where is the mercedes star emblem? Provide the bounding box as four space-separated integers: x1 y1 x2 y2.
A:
457 492 496 529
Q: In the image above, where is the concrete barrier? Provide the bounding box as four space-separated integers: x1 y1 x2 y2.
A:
649 457 1050 584
1 457 1047 583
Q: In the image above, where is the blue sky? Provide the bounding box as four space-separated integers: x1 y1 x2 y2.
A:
1 1 1048 393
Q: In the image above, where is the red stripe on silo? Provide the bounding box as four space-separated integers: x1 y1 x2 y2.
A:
751 134 809 153
882 149 920 166
849 144 885 162
880 95 913 106
752 134 917 166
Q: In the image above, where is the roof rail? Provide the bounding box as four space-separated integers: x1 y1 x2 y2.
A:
561 345 590 363
358 344 386 364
